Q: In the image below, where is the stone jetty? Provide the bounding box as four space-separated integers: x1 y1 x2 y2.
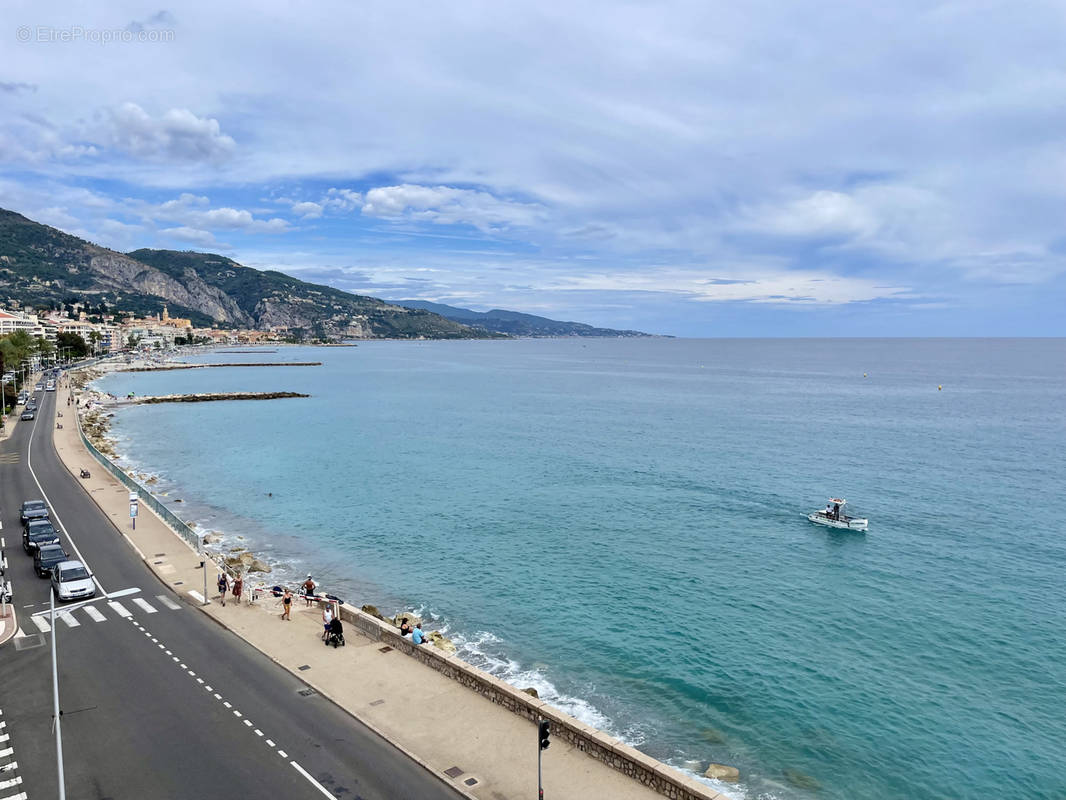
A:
133 391 309 404
124 362 321 371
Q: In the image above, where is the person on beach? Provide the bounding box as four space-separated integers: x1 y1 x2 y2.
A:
280 588 293 620
322 603 334 641
217 572 229 606
399 617 412 637
232 575 243 605
411 623 427 645
302 575 316 606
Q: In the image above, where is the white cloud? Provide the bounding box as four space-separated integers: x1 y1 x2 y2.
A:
106 102 236 162
746 190 879 238
291 201 323 219
161 226 218 246
145 193 289 233
362 184 544 231
324 188 362 212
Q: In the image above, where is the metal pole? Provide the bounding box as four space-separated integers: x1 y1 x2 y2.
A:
50 588 67 800
200 537 209 606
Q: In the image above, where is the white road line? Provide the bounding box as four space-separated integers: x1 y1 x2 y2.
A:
243 719 252 727
57 613 80 628
171 656 179 663
196 678 204 684
0 735 8 744
165 650 172 655
223 702 231 708
30 616 50 633
265 739 275 747
205 685 212 692
254 729 263 737
233 710 242 718
132 598 157 614
0 776 21 790
188 590 205 603
82 606 106 622
25 408 108 596
213 693 221 699
0 791 27 800
277 750 287 758
107 601 132 618
155 595 181 610
0 748 12 758
290 761 335 798
188 670 196 677
0 721 6 729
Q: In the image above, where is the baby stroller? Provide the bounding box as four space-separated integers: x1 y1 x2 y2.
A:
326 616 345 648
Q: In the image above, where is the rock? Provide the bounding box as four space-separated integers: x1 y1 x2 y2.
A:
247 558 271 574
698 727 727 745
704 764 740 782
427 631 457 654
522 687 540 699
202 533 217 544
783 769 820 790
223 555 244 569
389 611 422 628
361 604 384 620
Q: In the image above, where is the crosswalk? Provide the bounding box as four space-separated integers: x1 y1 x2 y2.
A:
25 594 179 633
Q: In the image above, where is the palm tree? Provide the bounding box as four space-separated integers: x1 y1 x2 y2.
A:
88 330 103 355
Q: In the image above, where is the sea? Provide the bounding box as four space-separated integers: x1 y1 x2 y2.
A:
92 338 1066 800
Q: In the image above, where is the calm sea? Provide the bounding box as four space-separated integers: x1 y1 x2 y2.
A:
94 339 1066 800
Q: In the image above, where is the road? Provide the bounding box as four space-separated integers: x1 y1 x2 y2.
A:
0 385 462 800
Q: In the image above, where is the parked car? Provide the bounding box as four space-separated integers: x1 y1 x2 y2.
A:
20 410 34 421
34 383 43 392
34 544 69 577
24 520 60 553
20 500 50 526
51 561 96 601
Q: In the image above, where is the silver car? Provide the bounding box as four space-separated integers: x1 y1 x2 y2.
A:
51 560 96 601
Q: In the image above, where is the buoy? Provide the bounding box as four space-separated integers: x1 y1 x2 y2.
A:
863 373 867 378
938 385 942 391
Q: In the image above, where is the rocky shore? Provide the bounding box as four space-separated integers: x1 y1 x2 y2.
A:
124 362 321 371
134 391 309 404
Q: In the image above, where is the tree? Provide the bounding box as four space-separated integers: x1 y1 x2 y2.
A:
88 330 103 355
127 334 141 350
56 331 89 359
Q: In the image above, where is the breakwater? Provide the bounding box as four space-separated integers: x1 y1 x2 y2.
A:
124 362 321 371
133 391 309 404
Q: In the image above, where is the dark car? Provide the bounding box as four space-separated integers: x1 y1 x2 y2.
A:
20 500 50 526
23 520 60 553
34 544 69 577
20 410 34 421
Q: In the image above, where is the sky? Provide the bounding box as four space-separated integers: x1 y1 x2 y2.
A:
2 0 1065 336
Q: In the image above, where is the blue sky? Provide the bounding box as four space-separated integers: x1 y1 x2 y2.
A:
2 0 1065 336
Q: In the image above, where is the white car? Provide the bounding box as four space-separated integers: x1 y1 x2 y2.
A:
45 382 56 392
51 560 96 601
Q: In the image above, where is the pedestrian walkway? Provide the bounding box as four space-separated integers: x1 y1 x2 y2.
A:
20 593 179 633
47 385 725 800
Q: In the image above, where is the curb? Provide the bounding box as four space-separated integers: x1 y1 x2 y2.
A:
0 606 19 647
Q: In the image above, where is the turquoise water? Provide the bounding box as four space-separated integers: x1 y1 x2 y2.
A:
95 339 1066 800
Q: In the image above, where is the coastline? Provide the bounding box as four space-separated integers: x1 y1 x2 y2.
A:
78 353 746 797
62 364 729 800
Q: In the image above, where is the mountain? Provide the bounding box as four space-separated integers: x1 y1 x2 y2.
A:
389 300 657 337
0 208 497 340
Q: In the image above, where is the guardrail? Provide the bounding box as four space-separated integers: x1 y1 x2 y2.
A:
74 402 202 552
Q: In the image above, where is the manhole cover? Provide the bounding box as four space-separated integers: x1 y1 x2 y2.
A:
464 778 479 786
298 688 317 697
15 633 46 650
443 766 464 778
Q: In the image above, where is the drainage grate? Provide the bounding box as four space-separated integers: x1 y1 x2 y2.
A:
298 664 311 671
298 688 317 697
464 778 479 786
378 646 393 653
173 581 184 586
369 699 385 706
443 766 464 778
154 553 167 557
153 560 164 565
14 633 46 650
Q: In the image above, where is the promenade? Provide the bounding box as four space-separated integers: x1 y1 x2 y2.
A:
50 384 727 800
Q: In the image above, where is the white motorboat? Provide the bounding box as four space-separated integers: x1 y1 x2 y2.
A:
808 498 868 531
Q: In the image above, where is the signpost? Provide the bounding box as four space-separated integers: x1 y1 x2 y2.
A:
129 492 139 530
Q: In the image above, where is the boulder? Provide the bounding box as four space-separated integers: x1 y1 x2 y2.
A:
704 764 740 782
522 687 540 699
389 611 422 628
361 604 385 620
783 769 820 790
247 558 272 574
427 631 457 654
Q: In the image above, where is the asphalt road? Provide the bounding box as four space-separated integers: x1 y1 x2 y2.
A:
0 385 462 800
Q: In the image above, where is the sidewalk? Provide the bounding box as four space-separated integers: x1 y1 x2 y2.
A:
50 385 725 800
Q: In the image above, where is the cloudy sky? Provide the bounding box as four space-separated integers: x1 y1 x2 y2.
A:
2 0 1064 336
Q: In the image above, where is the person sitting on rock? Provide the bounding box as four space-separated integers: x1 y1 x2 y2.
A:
411 623 428 645
399 617 413 637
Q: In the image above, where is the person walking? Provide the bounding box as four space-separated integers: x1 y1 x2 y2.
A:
280 588 293 620
217 571 229 606
302 575 316 606
231 574 244 606
321 603 334 641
